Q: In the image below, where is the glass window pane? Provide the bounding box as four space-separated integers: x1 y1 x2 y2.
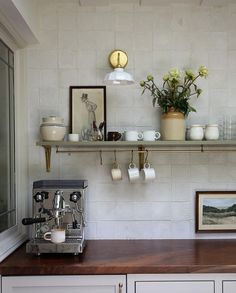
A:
9 68 15 211
0 59 10 212
9 50 14 67
0 41 8 63
0 211 16 233
0 39 15 233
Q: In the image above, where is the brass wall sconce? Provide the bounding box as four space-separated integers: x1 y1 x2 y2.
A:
104 50 135 85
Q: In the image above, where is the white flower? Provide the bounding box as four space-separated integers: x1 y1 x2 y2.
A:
169 68 180 79
199 66 209 78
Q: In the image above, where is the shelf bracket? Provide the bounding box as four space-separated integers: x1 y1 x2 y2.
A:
43 145 52 172
138 145 145 170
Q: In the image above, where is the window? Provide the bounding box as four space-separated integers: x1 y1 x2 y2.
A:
0 39 15 233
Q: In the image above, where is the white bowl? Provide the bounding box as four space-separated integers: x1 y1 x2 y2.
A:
42 116 64 125
40 125 66 141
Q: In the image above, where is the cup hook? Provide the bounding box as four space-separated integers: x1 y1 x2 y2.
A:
100 150 103 165
129 150 136 168
131 150 134 164
145 150 149 164
114 150 117 164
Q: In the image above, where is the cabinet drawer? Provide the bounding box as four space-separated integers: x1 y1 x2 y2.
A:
2 275 126 293
136 281 215 293
223 281 236 293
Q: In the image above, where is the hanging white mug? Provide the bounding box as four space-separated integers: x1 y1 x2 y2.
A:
127 162 140 182
111 162 122 181
141 163 156 182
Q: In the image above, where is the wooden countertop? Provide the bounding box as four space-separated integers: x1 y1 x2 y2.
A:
1 239 236 275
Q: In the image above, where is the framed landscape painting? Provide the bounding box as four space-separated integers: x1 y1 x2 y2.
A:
196 191 236 232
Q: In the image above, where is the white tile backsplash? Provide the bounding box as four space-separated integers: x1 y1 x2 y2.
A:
40 10 58 31
58 13 77 30
27 0 236 240
37 29 58 50
134 12 153 32
134 31 153 51
58 50 77 69
190 165 209 183
58 69 78 88
40 69 58 88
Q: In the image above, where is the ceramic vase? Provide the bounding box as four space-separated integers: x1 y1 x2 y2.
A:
161 110 186 141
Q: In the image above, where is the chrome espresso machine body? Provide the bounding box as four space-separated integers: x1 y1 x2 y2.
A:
23 180 88 255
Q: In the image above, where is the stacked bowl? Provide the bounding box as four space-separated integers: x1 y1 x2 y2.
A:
40 116 66 141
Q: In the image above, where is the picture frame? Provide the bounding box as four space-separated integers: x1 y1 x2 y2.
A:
196 191 236 232
70 86 106 140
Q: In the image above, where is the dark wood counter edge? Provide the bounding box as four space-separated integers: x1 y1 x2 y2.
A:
2 239 236 275
2 265 236 276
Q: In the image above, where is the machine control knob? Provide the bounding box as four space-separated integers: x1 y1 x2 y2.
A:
33 191 49 202
70 191 81 203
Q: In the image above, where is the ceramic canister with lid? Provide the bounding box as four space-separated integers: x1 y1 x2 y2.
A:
189 125 204 141
40 116 66 141
204 124 219 140
42 116 64 125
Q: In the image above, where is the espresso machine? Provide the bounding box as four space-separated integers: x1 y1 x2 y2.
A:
22 180 88 255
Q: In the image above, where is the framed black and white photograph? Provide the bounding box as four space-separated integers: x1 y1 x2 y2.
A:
70 86 106 141
196 191 236 232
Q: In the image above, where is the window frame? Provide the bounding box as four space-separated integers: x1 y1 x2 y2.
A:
0 25 28 262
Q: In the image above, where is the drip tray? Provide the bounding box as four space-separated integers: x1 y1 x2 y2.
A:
26 239 86 255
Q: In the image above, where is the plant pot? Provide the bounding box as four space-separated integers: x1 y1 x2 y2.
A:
161 110 186 141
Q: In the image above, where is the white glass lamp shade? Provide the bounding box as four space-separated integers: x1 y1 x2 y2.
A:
104 68 135 85
104 50 135 85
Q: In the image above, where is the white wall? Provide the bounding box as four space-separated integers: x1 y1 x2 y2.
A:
27 0 236 239
0 0 39 47
12 0 39 39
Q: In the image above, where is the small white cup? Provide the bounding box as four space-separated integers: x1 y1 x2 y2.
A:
111 163 122 181
128 163 140 182
141 163 156 182
43 228 66 243
124 131 143 141
68 133 80 142
143 130 161 141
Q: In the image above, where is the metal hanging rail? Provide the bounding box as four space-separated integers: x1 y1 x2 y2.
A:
36 140 236 172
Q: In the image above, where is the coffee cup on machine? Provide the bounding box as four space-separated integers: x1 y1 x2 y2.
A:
43 228 66 243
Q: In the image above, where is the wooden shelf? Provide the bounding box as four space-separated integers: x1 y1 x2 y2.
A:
37 140 236 148
36 140 236 172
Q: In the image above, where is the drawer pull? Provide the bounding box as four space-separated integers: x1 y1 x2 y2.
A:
119 282 123 293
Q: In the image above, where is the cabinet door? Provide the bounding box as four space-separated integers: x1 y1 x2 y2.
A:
2 275 126 293
223 281 236 293
136 281 214 293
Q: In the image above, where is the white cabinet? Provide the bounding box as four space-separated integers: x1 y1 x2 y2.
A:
135 281 214 293
223 281 236 293
2 275 126 293
3 273 236 293
127 274 227 293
